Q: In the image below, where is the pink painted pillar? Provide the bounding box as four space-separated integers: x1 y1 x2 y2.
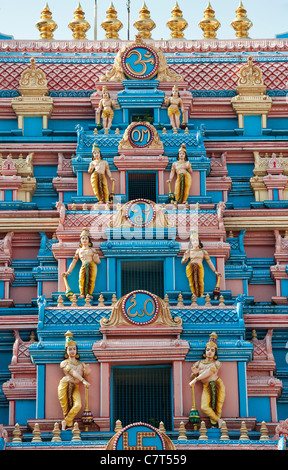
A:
100 362 110 419
58 258 67 291
173 360 183 418
270 397 278 423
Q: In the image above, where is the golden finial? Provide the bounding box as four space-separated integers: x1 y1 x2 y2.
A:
134 2 156 40
177 421 187 441
32 423 42 443
231 1 253 38
199 421 208 440
159 421 166 434
36 3 58 40
114 420 122 432
259 421 270 441
101 2 123 40
239 421 249 440
72 422 81 441
167 2 188 39
68 3 91 40
12 423 22 443
51 422 62 442
220 420 230 440
177 293 184 307
199 2 220 39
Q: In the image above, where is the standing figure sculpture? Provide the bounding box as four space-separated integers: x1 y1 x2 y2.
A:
189 332 225 428
164 84 185 130
88 143 115 204
62 227 100 299
96 86 117 130
167 143 192 204
58 331 91 431
181 231 221 297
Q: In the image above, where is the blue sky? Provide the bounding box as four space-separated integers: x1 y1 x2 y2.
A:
0 0 287 41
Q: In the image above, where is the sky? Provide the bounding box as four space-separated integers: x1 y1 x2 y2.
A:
0 0 288 42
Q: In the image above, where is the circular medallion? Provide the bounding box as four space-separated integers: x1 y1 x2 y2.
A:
125 198 156 228
122 290 159 326
122 45 159 80
128 122 154 148
113 422 166 450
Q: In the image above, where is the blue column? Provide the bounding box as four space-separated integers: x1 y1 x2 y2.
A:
238 361 248 417
77 171 83 196
200 171 206 196
164 257 175 292
36 365 46 419
107 258 116 292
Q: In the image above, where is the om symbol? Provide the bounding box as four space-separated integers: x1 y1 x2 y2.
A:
122 291 159 325
122 46 159 80
125 199 156 227
128 123 154 148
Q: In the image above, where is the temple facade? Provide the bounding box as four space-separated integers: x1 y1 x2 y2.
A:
0 2 288 451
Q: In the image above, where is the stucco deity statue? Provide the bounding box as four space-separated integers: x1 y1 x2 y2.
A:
181 231 221 297
164 85 185 130
96 86 117 130
88 143 115 204
62 227 100 299
167 143 192 203
58 331 91 430
189 332 225 428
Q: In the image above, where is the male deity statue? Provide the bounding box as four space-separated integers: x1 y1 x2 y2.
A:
96 86 117 130
62 227 100 299
88 143 115 204
164 84 185 130
58 331 91 430
181 231 221 298
167 143 192 204
189 332 225 428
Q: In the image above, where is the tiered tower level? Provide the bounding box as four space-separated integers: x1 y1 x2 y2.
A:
0 2 288 452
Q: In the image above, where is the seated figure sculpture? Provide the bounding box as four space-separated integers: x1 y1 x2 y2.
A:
62 227 100 299
88 143 115 204
189 332 226 428
181 231 220 298
58 331 91 431
167 143 192 204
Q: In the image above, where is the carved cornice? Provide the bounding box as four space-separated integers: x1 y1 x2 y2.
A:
2 38 288 54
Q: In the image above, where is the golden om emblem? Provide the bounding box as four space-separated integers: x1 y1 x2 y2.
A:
125 49 155 77
127 293 156 318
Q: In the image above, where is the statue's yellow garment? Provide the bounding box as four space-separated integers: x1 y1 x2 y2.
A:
79 261 97 297
58 381 82 428
186 262 204 297
168 107 180 116
174 172 191 203
201 378 226 426
102 109 114 119
90 172 109 202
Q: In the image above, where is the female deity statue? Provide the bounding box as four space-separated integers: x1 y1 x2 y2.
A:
58 331 91 431
189 332 225 428
96 86 117 130
167 143 192 204
62 227 100 299
88 143 115 204
164 84 185 130
181 231 221 298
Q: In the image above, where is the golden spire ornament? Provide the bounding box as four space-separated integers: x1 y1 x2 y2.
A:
101 2 123 40
199 2 220 39
231 1 253 38
133 2 156 39
167 2 188 39
36 3 57 40
68 3 91 40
